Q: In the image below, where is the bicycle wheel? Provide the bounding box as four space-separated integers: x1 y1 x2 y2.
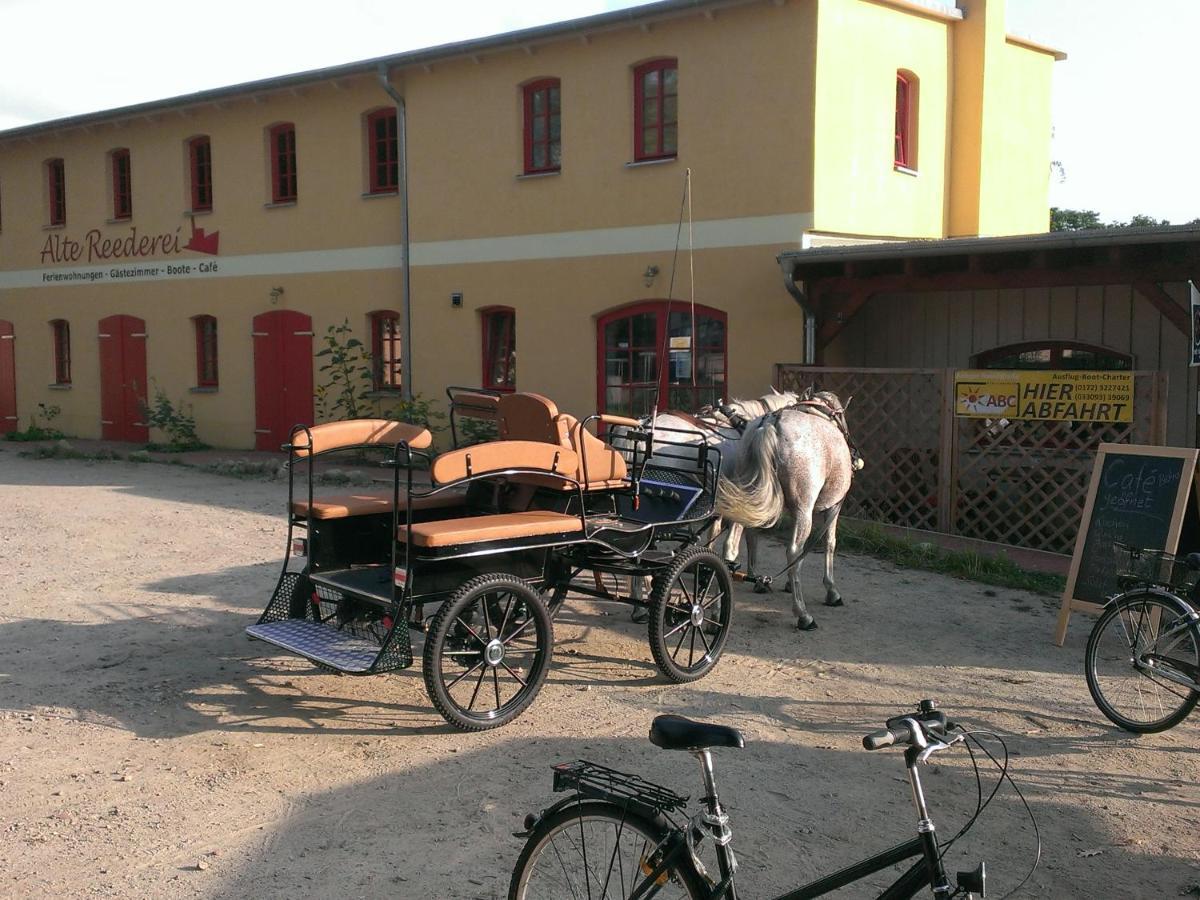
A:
648 548 734 683
423 573 553 731
509 800 707 900
1085 591 1200 733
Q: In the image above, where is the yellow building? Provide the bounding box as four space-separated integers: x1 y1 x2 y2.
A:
0 0 1061 448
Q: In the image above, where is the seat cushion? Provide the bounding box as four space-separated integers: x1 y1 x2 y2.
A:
291 419 433 457
397 510 583 547
291 489 464 520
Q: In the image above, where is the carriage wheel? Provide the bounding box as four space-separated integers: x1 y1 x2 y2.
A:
423 573 554 731
648 548 733 683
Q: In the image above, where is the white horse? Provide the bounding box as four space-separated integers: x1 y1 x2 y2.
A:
617 388 800 580
716 390 861 631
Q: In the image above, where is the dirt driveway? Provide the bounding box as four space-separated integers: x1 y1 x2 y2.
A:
1 450 1197 899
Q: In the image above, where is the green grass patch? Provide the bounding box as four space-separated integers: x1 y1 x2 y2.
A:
836 521 1065 597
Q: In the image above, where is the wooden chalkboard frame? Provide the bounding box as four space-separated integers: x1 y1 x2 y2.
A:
1055 443 1200 645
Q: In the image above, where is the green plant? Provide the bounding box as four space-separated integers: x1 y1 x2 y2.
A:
6 402 66 442
457 416 498 446
141 385 208 451
314 319 374 421
384 392 447 433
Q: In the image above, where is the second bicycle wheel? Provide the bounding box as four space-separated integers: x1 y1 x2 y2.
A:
508 800 707 900
1085 591 1200 733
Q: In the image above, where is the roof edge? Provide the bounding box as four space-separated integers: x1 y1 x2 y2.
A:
1006 33 1068 61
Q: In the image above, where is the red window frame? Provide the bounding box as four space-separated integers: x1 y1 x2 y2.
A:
481 307 516 392
633 59 678 162
193 315 219 387
269 123 297 203
111 148 132 220
972 341 1132 371
370 310 402 391
189 136 213 212
895 72 915 169
597 301 727 416
51 319 71 385
47 158 66 226
367 109 399 194
523 79 561 175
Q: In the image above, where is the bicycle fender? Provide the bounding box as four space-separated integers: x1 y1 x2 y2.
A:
512 795 670 838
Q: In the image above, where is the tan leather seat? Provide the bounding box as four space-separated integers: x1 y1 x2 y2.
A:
430 440 580 486
290 489 465 520
495 392 628 490
397 510 583 547
291 419 433 457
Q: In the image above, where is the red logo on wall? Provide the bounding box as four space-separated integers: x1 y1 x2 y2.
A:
184 217 220 256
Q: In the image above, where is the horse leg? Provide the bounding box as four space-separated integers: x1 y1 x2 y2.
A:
786 513 817 631
820 506 844 607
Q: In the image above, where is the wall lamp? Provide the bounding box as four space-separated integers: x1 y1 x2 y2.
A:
643 265 660 287
269 286 285 304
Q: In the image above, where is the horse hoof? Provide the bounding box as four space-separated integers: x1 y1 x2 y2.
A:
753 582 772 594
824 595 844 608
796 615 818 631
630 608 649 624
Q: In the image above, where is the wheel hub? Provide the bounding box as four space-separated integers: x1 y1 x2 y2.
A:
690 603 704 627
484 638 505 667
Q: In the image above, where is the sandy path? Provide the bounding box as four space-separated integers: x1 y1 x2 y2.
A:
1 449 1197 898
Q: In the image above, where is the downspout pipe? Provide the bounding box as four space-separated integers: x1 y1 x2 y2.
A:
377 64 414 402
778 255 817 365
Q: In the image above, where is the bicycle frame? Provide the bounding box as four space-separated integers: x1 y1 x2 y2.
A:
1113 589 1200 692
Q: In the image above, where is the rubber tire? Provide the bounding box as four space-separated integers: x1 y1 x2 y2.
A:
648 547 734 683
423 573 553 732
1085 591 1200 733
508 800 707 900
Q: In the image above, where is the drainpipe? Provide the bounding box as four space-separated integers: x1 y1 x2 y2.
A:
778 255 817 365
377 64 414 402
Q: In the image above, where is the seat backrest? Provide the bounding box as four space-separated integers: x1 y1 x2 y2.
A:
498 392 561 444
430 440 580 486
554 414 628 486
292 419 432 457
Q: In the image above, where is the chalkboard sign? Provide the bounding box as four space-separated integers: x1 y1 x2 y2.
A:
1055 444 1199 645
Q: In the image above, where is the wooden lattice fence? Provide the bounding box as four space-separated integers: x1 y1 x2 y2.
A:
776 366 1167 556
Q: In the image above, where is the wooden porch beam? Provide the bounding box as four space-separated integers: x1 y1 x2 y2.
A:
817 290 873 350
1132 281 1191 337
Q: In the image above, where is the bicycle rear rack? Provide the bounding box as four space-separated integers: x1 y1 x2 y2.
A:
552 760 689 818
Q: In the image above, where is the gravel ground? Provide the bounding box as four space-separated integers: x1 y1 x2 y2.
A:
1 448 1197 899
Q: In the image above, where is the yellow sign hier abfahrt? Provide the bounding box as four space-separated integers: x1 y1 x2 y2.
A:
954 370 1133 423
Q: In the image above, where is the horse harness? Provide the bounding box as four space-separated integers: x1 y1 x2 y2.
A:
762 397 866 473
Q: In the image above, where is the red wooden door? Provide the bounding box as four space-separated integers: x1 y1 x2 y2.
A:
0 321 16 434
252 310 314 451
98 315 149 443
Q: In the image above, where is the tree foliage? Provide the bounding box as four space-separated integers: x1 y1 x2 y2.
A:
1051 207 1198 232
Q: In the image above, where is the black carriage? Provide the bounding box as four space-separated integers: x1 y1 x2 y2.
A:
245 390 733 731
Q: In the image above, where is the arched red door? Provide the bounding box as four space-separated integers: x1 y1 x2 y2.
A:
252 309 314 451
0 321 16 434
98 315 149 442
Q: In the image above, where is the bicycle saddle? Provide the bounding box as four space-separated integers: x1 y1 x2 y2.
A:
650 715 745 751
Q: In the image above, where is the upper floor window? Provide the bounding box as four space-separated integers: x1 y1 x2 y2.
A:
50 319 71 385
973 341 1132 371
481 307 516 392
110 148 132 220
366 108 399 194
634 59 678 162
895 71 918 170
523 79 561 174
193 315 218 387
189 136 213 212
47 158 66 226
370 310 402 390
269 123 297 204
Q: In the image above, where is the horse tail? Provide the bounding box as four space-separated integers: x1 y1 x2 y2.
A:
716 417 786 528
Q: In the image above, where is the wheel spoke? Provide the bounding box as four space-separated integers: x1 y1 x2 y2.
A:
671 622 690 660
453 616 486 646
445 659 484 690
500 660 529 687
467 663 487 711
493 667 503 709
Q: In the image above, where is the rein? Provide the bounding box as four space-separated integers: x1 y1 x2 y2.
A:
776 398 866 473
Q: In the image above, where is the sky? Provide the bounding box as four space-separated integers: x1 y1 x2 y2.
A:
0 0 1195 225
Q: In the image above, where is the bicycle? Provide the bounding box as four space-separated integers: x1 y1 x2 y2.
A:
509 700 1036 899
1084 542 1200 733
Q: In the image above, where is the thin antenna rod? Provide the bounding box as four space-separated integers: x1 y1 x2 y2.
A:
651 167 692 422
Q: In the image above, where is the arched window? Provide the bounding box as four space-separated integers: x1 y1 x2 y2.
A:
522 79 561 175
481 307 516 391
972 341 1132 371
633 58 678 162
192 315 218 387
597 301 726 415
369 310 402 390
895 71 918 170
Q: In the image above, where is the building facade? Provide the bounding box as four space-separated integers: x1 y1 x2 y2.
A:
0 0 1060 448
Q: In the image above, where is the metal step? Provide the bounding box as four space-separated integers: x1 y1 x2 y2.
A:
246 619 381 673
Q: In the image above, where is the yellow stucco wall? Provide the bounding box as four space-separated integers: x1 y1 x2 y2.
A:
812 0 952 239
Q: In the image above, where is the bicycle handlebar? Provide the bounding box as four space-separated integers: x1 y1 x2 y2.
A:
862 702 952 751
